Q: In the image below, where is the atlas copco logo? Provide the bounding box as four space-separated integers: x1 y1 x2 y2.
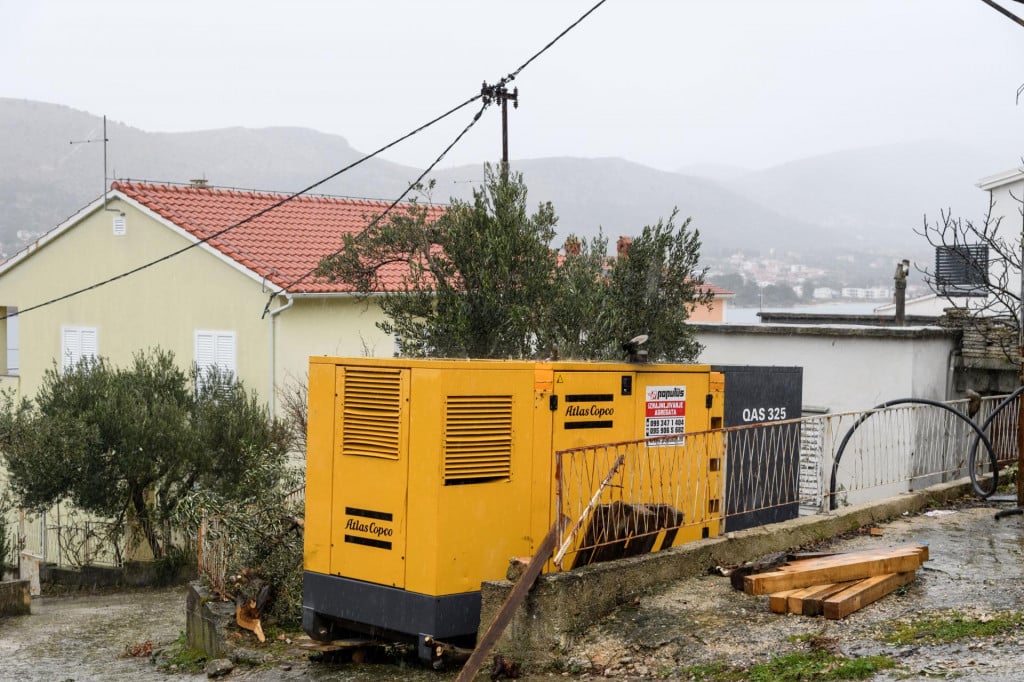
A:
345 518 393 538
564 404 614 418
648 387 685 400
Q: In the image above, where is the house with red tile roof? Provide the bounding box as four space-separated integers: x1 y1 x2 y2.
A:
690 281 735 323
0 180 735 409
0 180 443 411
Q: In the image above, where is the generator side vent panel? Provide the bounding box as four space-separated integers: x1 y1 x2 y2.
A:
444 395 513 484
342 368 404 460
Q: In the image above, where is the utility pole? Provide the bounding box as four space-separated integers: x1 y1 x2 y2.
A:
480 82 519 174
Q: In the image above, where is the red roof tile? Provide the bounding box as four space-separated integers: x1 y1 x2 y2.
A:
113 181 444 294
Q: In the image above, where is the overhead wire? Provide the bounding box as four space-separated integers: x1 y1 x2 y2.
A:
262 100 489 316
977 0 1024 28
267 0 612 307
1 0 611 323
501 0 608 85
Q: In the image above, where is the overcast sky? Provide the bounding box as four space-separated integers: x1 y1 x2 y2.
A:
3 0 1023 173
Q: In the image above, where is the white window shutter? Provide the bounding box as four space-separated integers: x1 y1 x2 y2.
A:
80 328 97 360
215 332 236 377
62 326 98 370
195 330 236 386
62 328 78 370
195 332 216 370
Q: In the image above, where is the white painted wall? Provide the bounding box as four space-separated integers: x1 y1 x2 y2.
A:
873 294 963 317
695 325 958 414
975 169 1024 316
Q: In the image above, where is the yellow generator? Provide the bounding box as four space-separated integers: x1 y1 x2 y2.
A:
302 357 724 655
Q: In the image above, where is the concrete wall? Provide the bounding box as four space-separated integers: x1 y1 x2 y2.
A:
694 324 959 412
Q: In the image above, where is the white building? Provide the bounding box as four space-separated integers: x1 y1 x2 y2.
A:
696 323 958 415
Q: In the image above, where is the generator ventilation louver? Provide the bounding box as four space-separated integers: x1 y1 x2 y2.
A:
444 395 513 484
341 368 404 460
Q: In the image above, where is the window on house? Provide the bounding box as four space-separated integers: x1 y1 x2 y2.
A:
195 330 237 387
62 325 98 370
935 244 989 297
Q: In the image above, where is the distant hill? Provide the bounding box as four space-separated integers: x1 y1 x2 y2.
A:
676 162 751 183
0 98 421 255
731 141 1012 254
430 158 823 257
0 98 1009 269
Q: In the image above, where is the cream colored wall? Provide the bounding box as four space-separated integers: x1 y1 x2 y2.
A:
273 296 394 405
0 308 8 375
0 197 273 401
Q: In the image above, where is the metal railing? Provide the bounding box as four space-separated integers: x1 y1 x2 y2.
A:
17 504 124 568
195 485 306 595
555 393 1019 570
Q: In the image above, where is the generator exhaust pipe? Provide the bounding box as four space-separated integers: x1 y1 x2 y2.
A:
622 334 649 362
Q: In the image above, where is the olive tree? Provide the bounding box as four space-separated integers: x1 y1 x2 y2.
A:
0 348 290 560
318 165 711 361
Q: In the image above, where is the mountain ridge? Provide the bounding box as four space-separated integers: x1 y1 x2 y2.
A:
1 98 1004 269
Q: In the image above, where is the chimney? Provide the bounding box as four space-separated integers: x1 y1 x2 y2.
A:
189 178 209 189
564 236 581 256
893 258 910 326
616 236 633 258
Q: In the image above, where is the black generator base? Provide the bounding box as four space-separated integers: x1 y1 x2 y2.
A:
302 571 481 659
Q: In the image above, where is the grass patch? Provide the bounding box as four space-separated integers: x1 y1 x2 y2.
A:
746 652 896 681
883 611 1024 645
157 631 207 674
674 653 897 681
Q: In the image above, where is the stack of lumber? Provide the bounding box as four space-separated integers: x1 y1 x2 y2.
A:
743 543 928 620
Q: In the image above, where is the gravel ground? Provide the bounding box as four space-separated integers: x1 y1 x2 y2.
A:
562 501 1024 680
3 500 1024 681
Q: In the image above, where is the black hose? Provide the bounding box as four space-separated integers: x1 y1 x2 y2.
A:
829 398 999 510
967 386 1024 497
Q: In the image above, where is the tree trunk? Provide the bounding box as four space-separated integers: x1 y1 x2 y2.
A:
131 489 163 560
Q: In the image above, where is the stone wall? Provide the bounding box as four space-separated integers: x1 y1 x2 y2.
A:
37 560 195 590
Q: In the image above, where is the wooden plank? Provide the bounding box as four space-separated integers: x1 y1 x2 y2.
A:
744 553 921 595
823 571 916 619
768 589 800 614
787 582 857 616
776 544 927 572
455 524 559 682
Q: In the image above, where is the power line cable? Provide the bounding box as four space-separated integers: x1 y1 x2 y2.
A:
262 101 490 316
977 0 1024 28
501 0 609 86
0 95 482 323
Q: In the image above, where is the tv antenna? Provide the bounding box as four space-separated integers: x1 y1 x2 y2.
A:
70 114 120 213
